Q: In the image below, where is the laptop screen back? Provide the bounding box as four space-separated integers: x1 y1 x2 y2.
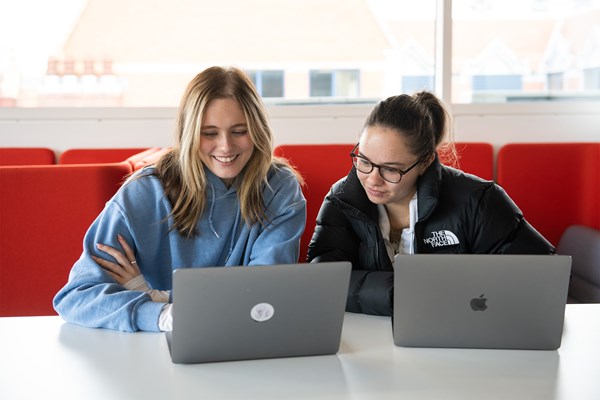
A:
393 254 571 350
167 261 351 363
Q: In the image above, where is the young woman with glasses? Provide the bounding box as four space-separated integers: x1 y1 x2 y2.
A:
53 67 306 332
307 91 554 316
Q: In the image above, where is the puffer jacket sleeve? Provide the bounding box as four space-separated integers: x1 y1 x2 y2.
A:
307 194 359 265
346 270 393 316
470 184 555 254
307 184 394 316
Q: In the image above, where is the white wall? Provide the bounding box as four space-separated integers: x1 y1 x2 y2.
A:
1 102 599 158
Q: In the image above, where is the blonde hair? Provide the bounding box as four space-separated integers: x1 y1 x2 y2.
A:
154 66 298 238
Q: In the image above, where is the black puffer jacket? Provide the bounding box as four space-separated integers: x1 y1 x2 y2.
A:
307 156 555 316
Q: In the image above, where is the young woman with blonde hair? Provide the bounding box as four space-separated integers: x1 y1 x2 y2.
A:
54 66 306 332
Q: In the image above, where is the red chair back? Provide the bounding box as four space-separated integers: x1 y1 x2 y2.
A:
0 162 132 316
59 148 149 164
274 144 355 262
0 147 55 166
497 143 600 246
443 142 494 180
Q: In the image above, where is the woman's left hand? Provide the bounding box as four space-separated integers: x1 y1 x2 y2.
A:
93 234 141 285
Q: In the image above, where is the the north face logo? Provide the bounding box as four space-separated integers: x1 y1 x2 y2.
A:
423 230 460 247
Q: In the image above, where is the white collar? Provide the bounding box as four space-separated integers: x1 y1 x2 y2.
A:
378 192 418 260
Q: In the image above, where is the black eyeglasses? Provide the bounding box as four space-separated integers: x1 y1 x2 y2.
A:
349 143 421 184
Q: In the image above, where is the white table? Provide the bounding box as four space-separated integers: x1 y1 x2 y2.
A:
1 304 599 400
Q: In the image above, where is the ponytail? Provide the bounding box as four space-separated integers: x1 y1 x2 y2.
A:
412 91 457 167
363 91 456 167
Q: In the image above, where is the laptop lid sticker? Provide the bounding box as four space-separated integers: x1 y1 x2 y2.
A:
250 303 275 322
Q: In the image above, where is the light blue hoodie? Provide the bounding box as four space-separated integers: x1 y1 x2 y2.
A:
53 165 306 332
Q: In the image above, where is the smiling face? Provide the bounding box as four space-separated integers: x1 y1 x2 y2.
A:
357 125 429 206
198 98 254 185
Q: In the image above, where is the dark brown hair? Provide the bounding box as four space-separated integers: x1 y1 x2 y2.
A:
363 91 457 166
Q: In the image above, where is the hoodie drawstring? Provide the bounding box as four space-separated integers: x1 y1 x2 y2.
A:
208 183 220 238
224 198 241 264
228 206 241 256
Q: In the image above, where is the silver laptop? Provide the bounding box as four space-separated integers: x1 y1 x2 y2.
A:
393 254 571 350
166 262 351 363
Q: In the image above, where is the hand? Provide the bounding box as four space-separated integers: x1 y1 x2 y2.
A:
94 234 141 285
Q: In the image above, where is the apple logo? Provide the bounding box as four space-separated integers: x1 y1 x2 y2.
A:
470 294 488 311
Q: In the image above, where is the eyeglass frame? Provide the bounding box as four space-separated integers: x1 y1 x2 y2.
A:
349 143 422 184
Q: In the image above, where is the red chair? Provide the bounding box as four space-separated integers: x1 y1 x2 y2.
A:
0 147 55 166
274 144 355 262
0 162 133 316
59 148 149 164
444 142 494 181
497 143 600 246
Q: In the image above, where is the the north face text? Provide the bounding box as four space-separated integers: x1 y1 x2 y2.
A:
423 230 460 248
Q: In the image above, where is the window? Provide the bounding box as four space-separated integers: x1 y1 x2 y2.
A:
472 75 523 91
547 72 564 91
402 75 434 94
309 70 360 97
583 67 600 90
0 0 435 106
452 0 600 103
310 71 333 97
1 0 600 106
247 70 284 98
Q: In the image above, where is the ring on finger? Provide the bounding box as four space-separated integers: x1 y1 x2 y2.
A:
131 260 137 265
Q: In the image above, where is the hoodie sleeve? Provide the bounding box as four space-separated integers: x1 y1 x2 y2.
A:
53 199 165 332
247 167 306 266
